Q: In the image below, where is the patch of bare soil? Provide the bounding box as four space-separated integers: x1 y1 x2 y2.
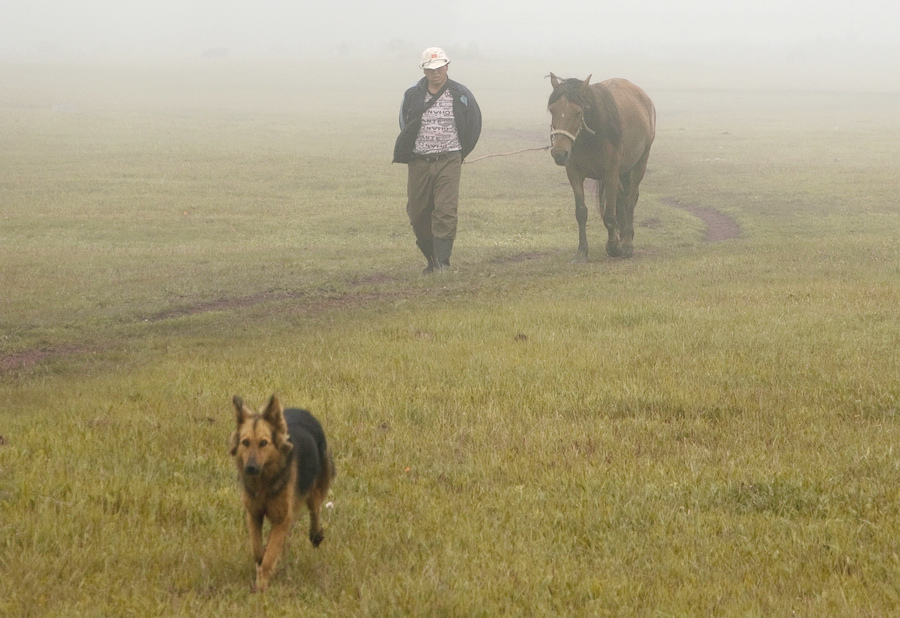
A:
0 283 420 376
1 204 740 375
0 344 98 375
582 181 739 243
661 197 741 242
146 291 303 322
489 251 551 264
145 274 401 323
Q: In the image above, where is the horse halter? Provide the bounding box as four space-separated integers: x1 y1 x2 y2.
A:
550 108 596 145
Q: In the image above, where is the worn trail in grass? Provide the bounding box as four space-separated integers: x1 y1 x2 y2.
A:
0 202 740 375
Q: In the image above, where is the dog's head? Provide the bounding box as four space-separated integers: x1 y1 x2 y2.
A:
230 394 293 476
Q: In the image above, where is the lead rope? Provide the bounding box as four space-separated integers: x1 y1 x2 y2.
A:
464 145 550 164
464 115 593 164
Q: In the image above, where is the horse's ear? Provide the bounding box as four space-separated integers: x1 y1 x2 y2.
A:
582 74 592 88
550 72 560 89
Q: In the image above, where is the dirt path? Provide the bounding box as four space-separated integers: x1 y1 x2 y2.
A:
660 197 741 242
1 200 741 375
583 180 741 242
0 347 79 374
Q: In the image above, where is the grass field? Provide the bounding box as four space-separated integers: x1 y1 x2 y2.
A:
1 58 899 616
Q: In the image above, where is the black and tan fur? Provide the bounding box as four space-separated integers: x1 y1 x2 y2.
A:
229 394 335 592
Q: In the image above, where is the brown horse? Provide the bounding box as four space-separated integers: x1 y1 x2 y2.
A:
548 74 655 260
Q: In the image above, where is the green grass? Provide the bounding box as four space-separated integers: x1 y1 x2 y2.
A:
1 59 899 616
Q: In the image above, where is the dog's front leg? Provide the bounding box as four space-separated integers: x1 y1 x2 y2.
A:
246 510 265 565
255 515 292 593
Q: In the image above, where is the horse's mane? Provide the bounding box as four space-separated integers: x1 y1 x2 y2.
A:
549 77 622 147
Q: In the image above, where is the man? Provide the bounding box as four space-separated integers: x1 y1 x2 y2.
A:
393 47 482 274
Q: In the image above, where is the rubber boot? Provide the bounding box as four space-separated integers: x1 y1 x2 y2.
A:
416 238 436 275
433 238 454 272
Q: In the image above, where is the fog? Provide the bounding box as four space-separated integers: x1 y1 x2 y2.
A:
2 0 898 62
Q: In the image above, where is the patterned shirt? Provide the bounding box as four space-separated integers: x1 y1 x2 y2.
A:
413 89 461 155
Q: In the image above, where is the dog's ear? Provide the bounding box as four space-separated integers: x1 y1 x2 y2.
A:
233 395 252 426
230 395 252 456
262 394 284 422
262 394 289 445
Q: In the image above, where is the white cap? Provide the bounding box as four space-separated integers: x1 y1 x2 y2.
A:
419 47 450 70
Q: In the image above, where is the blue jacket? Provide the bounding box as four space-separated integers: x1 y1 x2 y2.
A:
393 77 482 164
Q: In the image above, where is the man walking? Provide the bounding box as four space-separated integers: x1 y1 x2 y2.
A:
393 47 482 273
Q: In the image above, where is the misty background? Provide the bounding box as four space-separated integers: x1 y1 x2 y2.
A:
2 1 898 74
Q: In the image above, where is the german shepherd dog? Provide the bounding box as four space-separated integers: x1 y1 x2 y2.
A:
230 394 335 592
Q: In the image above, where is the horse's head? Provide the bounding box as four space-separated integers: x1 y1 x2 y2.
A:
548 73 594 166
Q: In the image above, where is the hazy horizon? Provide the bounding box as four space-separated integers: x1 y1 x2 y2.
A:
2 1 898 62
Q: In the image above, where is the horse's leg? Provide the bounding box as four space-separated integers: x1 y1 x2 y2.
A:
620 147 651 258
566 168 589 263
601 167 623 257
617 171 633 258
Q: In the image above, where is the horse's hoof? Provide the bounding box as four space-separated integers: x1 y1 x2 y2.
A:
621 245 634 258
606 243 623 258
571 252 588 264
